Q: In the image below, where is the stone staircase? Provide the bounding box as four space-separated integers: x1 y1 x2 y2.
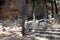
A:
35 28 60 40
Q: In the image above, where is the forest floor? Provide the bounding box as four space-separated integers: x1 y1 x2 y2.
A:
0 33 49 40
0 20 59 40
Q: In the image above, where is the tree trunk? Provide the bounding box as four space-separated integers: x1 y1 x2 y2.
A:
15 0 27 36
45 0 48 19
43 0 48 19
51 1 54 18
54 0 58 14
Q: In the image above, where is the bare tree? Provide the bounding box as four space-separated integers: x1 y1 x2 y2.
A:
15 0 27 36
43 0 48 19
54 0 58 14
51 1 54 18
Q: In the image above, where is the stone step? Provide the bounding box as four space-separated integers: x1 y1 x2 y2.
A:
47 29 60 32
36 28 60 29
35 28 60 39
35 28 60 32
35 33 60 39
35 31 60 35
40 34 60 39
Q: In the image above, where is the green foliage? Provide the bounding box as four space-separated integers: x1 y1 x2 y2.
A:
36 11 45 20
57 0 60 1
46 0 52 3
31 0 46 19
31 0 41 4
47 0 60 3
